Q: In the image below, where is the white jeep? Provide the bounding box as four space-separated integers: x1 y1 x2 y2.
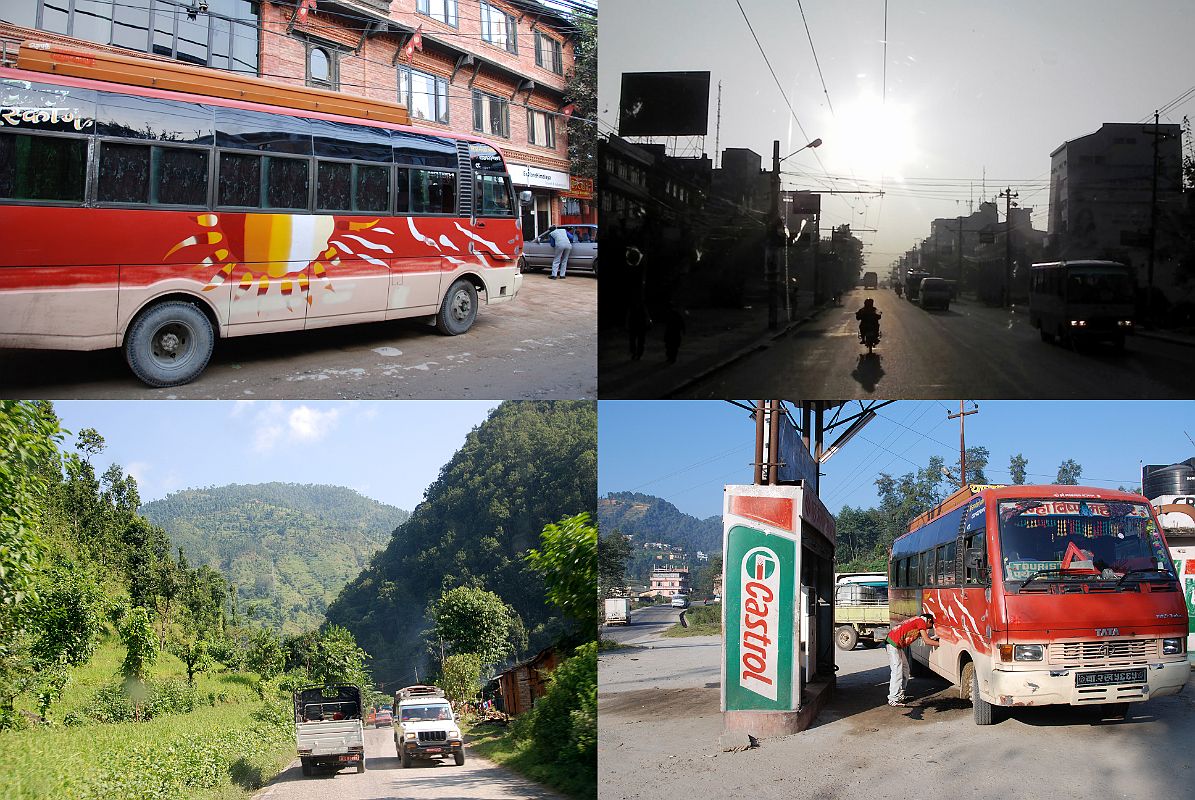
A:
393 685 465 767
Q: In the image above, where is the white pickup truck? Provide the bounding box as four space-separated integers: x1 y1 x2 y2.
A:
294 685 366 776
393 685 465 767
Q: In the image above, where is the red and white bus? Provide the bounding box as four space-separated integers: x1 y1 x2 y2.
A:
890 484 1189 724
0 41 524 387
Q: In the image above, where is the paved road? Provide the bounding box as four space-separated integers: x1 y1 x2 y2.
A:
0 272 595 399
680 288 1195 399
255 724 561 800
599 614 1195 800
602 604 682 645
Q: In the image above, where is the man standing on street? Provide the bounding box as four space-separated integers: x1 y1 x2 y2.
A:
886 611 940 707
549 226 573 279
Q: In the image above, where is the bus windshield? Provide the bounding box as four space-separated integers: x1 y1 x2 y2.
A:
998 499 1174 585
1065 267 1132 304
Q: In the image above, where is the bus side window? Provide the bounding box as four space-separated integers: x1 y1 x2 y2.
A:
0 132 88 203
964 534 988 585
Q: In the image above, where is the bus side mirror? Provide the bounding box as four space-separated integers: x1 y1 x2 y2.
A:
518 190 533 207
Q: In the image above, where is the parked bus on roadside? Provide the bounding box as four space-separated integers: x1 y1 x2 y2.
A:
1028 260 1134 349
0 41 524 387
890 483 1189 725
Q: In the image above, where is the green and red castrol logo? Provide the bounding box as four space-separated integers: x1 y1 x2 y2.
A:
723 525 796 711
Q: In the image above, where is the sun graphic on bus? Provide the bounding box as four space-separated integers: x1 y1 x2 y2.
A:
164 213 394 310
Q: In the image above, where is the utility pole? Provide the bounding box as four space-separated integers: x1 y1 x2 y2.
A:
999 187 1018 308
769 140 781 330
714 81 722 169
1144 111 1165 323
956 216 963 281
947 402 979 489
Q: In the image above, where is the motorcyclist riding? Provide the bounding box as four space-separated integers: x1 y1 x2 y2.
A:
856 298 881 345
894 283 903 298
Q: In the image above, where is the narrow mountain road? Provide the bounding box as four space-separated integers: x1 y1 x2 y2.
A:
254 725 562 800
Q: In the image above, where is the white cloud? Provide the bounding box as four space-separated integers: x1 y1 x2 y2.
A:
288 405 340 442
253 424 284 453
126 461 151 484
229 400 256 418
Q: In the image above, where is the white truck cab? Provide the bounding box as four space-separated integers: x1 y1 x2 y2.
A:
393 685 465 767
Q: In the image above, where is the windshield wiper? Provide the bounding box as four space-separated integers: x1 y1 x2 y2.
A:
1115 568 1171 588
1018 568 1065 590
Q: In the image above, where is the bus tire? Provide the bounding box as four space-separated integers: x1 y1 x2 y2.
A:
124 301 214 387
834 625 859 651
962 662 997 725
436 279 478 335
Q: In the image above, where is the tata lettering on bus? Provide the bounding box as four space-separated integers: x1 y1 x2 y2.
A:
0 42 524 386
890 483 1189 725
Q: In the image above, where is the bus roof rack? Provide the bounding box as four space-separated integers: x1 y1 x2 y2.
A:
14 40 411 126
906 483 1006 533
396 685 446 701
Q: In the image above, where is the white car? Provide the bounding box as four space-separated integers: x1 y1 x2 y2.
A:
520 225 598 275
671 594 690 608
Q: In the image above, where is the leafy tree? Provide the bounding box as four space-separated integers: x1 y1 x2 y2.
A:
961 446 990 484
440 652 483 708
527 512 598 639
528 641 596 788
309 625 370 688
120 606 158 683
0 401 61 609
1056 459 1083 485
245 628 285 680
32 565 108 669
563 11 597 179
691 553 723 599
1009 453 1029 485
598 528 632 599
430 586 524 668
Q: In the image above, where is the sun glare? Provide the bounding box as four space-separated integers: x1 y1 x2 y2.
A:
824 94 918 180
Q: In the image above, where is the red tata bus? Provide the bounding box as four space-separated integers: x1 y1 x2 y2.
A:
0 41 524 387
890 484 1189 725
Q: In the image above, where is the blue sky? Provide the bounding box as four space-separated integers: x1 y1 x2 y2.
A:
598 401 1195 520
53 401 501 511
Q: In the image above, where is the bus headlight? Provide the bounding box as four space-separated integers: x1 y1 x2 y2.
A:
1014 644 1044 661
1162 638 1185 655
1069 320 1087 327
1117 320 1133 327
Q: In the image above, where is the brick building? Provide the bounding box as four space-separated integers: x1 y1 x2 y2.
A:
1 0 591 235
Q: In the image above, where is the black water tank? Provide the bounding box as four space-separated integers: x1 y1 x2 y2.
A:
1143 458 1195 500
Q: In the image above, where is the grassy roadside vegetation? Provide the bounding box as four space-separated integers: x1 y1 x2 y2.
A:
465 720 588 800
0 639 295 800
661 603 722 637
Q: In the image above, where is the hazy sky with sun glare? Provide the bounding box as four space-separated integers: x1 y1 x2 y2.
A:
598 0 1195 271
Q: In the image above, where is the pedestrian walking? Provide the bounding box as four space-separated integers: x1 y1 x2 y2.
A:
885 611 940 706
549 226 573 279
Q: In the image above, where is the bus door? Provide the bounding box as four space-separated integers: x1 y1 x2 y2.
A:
466 143 520 270
953 499 994 669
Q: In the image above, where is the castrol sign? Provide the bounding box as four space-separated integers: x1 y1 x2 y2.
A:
739 546 781 699
722 485 800 713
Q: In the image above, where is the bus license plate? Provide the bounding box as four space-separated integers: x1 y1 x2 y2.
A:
425 747 442 753
1075 669 1146 687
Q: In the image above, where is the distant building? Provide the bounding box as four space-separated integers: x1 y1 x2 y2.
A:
648 566 690 596
1048 121 1187 304
492 646 560 717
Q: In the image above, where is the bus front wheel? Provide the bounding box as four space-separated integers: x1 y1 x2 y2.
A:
436 279 478 335
961 662 998 725
124 301 215 388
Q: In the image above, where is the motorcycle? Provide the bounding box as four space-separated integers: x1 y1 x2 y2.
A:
894 284 903 299
859 319 881 354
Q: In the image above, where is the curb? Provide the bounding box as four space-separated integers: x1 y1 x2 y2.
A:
661 304 831 398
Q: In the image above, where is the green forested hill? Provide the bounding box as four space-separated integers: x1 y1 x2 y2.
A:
325 401 597 685
598 491 722 552
140 483 408 634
